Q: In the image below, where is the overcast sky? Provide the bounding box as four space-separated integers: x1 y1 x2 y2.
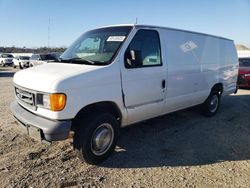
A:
0 0 249 48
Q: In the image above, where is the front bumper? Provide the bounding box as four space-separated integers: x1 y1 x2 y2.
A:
20 61 30 67
10 101 72 142
4 62 13 66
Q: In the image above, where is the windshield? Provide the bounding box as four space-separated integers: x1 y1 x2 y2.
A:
2 54 13 58
40 54 56 60
19 56 30 60
60 26 132 65
239 58 250 67
30 54 39 60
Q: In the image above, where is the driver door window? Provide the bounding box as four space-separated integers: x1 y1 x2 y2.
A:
125 29 162 68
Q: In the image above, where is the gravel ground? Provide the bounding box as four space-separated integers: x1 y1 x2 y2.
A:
1 66 250 188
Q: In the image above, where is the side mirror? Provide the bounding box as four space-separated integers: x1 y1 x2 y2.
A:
125 50 142 68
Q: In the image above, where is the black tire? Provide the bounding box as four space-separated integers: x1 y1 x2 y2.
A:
201 91 220 117
19 63 23 69
13 65 16 68
73 113 120 165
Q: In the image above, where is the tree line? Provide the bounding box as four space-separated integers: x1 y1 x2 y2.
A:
0 46 66 53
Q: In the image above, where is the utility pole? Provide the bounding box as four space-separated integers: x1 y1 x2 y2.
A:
48 17 50 48
135 17 138 24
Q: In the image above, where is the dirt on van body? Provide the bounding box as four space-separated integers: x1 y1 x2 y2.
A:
1 67 250 188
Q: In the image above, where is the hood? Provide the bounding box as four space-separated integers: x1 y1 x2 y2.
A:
19 60 29 62
13 63 102 92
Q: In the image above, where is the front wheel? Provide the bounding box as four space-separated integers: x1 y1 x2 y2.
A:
73 113 120 165
19 63 23 69
201 92 220 117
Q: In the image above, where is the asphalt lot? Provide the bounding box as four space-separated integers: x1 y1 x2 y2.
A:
0 66 250 187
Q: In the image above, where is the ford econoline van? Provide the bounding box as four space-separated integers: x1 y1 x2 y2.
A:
11 24 238 164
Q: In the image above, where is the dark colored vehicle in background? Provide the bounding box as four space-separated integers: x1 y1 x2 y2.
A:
29 53 58 67
50 52 62 61
238 58 250 88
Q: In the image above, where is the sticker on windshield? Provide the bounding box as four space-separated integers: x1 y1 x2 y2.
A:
107 36 126 42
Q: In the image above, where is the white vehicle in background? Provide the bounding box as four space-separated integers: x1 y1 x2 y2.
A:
11 24 238 164
29 53 57 67
237 50 250 58
0 53 14 66
13 56 30 69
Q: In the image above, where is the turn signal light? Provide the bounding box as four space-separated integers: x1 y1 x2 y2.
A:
50 93 66 111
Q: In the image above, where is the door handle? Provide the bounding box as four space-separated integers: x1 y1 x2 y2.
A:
161 80 166 89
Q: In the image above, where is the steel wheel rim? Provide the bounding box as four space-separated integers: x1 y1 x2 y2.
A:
91 123 114 156
209 94 218 113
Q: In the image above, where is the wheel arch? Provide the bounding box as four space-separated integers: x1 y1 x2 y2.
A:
211 83 223 95
73 101 122 127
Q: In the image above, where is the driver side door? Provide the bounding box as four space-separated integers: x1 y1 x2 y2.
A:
121 29 166 124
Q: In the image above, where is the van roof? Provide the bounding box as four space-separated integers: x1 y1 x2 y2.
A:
97 24 233 41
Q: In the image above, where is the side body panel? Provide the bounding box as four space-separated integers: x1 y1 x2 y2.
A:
161 29 206 113
160 29 238 115
218 40 238 95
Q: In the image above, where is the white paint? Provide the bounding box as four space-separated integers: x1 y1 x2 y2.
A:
12 25 238 127
237 50 250 58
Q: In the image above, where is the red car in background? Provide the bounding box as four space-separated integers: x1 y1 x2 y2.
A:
238 58 250 88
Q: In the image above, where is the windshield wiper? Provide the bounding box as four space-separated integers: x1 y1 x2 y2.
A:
60 57 95 65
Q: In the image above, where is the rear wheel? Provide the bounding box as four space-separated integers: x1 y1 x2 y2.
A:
201 91 220 117
73 113 120 164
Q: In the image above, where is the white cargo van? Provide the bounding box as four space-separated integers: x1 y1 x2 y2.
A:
10 24 238 164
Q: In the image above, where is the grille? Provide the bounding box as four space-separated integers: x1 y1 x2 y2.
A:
15 87 35 109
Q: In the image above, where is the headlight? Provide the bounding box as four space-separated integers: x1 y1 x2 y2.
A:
37 93 66 111
245 74 250 77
